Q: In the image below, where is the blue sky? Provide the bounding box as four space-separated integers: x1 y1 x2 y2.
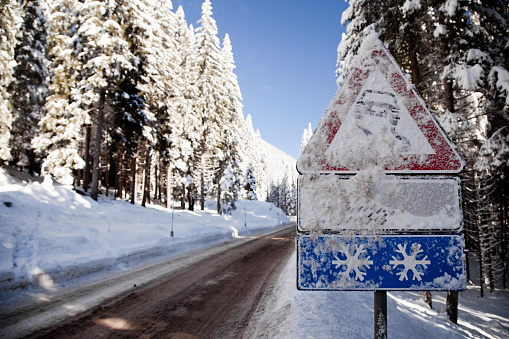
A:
173 0 349 160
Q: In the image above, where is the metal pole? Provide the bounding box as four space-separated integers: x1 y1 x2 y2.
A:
171 200 174 237
374 291 387 339
244 208 247 227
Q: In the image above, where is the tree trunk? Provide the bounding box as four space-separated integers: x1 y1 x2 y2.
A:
130 153 137 205
200 155 205 210
421 291 432 309
188 184 194 211
117 147 123 199
114 148 120 199
158 162 163 202
502 204 507 289
142 149 150 207
216 160 225 215
83 124 92 192
167 166 172 208
154 163 158 203
446 292 458 324
181 182 186 209
28 149 36 177
217 182 222 215
444 78 455 113
474 172 484 297
105 148 110 198
487 240 495 292
90 90 105 201
408 43 421 91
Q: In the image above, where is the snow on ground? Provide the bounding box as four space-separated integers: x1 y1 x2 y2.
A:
0 166 288 292
247 251 509 339
1 166 509 338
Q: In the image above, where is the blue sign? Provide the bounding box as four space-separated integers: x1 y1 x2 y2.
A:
297 234 466 291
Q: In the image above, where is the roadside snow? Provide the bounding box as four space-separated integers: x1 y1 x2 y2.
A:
0 167 289 292
247 252 509 339
1 167 508 338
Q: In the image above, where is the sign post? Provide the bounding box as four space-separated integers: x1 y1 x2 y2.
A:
296 33 466 338
374 291 387 339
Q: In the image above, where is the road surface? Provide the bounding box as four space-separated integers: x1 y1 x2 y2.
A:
1 225 295 338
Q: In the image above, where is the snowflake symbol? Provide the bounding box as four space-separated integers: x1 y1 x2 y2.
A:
332 244 373 281
389 243 431 281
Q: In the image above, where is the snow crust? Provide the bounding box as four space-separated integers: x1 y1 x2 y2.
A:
297 234 465 291
0 167 289 290
402 0 421 14
298 33 463 174
298 173 462 233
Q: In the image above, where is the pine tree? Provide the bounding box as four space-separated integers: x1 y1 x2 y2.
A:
73 0 135 200
336 1 392 83
243 164 257 200
0 0 22 165
300 122 312 154
9 0 50 174
32 0 86 182
219 161 241 215
167 7 200 209
195 0 227 212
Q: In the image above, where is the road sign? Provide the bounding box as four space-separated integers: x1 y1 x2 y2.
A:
297 234 466 291
297 36 464 174
297 175 462 232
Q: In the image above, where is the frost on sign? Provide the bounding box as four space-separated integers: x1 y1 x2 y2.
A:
297 34 464 174
297 234 466 291
297 175 462 232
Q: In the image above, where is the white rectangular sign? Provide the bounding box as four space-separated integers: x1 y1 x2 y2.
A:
298 175 462 232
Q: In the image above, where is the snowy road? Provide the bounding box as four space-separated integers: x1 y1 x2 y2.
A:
0 225 295 338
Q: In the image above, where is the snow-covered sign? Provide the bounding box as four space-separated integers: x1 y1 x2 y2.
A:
297 34 464 174
297 175 462 232
297 234 466 291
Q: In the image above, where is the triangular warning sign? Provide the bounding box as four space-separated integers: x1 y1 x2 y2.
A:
297 34 464 174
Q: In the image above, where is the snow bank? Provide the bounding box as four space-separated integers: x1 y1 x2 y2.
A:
0 167 289 291
246 251 509 339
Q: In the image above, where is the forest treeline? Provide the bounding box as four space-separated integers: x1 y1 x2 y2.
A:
0 0 298 215
336 0 508 300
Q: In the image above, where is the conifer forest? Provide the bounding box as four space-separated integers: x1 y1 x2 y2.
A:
1 0 508 298
336 0 509 297
0 0 298 217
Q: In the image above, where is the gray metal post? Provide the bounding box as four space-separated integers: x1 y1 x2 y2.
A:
374 291 387 339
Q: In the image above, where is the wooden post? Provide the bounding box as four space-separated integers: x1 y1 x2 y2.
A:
374 291 387 339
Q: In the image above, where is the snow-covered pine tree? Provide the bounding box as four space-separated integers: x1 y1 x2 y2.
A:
213 33 244 212
431 0 509 298
335 0 487 321
243 164 257 200
0 0 22 165
73 0 133 200
219 161 241 215
167 7 200 209
300 122 312 154
32 0 86 182
143 0 182 174
336 0 392 83
467 2 509 292
112 0 161 204
239 113 266 197
9 0 50 175
194 0 227 211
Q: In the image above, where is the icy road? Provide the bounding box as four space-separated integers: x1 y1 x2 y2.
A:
1 225 295 338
